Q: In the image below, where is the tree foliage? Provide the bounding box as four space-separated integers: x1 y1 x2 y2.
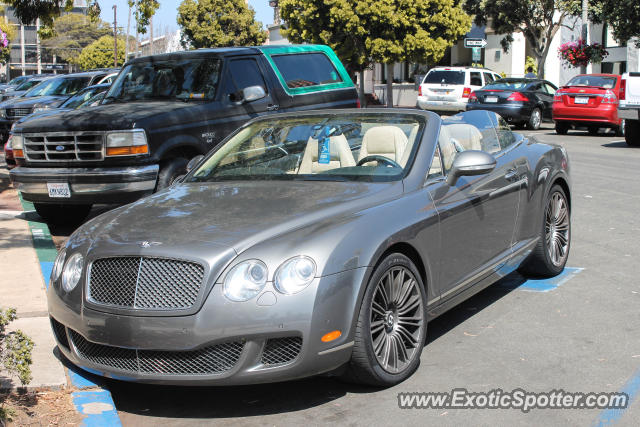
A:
281 0 471 71
6 0 158 34
0 6 17 65
177 0 266 48
40 13 111 66
77 35 125 70
595 0 640 47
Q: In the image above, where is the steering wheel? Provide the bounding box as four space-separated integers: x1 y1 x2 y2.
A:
356 155 402 169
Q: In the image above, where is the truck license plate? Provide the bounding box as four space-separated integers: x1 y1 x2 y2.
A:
574 97 589 104
47 182 70 198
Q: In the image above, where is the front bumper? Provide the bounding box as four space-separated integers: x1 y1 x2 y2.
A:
47 267 369 385
9 164 159 204
416 96 466 112
618 106 640 121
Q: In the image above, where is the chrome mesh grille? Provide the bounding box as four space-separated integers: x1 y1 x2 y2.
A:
69 330 244 375
22 132 104 162
261 337 303 366
88 256 205 311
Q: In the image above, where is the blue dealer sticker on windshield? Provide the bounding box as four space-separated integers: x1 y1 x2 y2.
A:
319 137 330 164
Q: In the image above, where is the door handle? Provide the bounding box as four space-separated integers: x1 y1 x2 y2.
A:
504 168 518 181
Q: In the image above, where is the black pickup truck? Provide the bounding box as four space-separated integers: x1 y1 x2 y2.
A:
10 45 359 222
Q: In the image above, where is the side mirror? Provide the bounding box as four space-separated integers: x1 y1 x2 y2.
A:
186 154 204 173
446 150 496 186
241 85 266 103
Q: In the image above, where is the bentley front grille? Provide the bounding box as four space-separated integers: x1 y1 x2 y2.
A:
88 256 205 311
69 331 244 375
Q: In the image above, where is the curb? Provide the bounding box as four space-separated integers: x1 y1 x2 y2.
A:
18 196 122 426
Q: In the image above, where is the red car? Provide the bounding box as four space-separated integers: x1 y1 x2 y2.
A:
3 137 15 169
552 73 624 135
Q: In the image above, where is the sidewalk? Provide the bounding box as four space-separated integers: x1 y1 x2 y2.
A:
0 158 66 390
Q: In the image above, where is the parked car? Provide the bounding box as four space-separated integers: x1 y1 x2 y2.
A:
618 72 640 146
10 45 359 223
0 75 52 102
466 78 558 130
0 71 112 143
552 73 624 136
46 108 571 387
417 66 502 113
3 137 14 169
97 72 119 85
0 75 32 93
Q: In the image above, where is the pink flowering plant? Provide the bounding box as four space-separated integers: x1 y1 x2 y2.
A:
0 29 9 65
558 39 609 68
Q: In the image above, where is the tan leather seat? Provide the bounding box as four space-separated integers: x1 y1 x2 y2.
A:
444 123 483 151
298 134 355 174
358 126 408 166
438 125 458 173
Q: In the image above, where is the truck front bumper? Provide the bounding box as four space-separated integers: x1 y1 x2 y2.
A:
618 107 640 121
9 164 159 204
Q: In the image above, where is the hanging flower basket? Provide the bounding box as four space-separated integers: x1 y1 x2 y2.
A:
558 39 608 68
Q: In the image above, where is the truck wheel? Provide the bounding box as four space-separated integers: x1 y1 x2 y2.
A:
615 119 625 137
555 122 569 135
156 157 189 190
34 203 91 225
625 120 640 146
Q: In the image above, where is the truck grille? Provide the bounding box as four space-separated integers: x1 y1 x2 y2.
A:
69 330 244 375
6 107 32 118
22 132 104 162
88 256 205 311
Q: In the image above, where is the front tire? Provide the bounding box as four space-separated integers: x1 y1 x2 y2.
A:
344 253 427 386
34 203 91 225
519 184 570 277
156 157 189 190
555 122 569 135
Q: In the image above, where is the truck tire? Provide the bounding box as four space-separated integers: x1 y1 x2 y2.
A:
156 157 189 190
625 120 640 146
555 122 569 135
34 203 91 225
615 119 625 137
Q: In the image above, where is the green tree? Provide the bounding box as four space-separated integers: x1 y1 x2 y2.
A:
594 0 640 47
6 0 158 34
464 0 599 79
77 35 125 70
177 0 266 49
0 308 33 422
40 13 111 68
281 0 470 107
0 5 17 65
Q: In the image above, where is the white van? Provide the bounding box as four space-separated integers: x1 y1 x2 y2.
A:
417 66 501 112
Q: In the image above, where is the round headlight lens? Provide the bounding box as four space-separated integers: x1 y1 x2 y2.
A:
274 256 316 295
61 253 83 292
51 249 66 282
223 260 267 302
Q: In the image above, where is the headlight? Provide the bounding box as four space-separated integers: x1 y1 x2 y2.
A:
61 253 83 292
33 104 50 113
0 109 5 118
223 260 268 302
51 249 66 282
105 130 148 156
11 134 23 158
274 256 316 295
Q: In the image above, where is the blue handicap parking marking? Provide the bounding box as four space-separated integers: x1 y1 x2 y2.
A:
40 261 53 290
498 267 583 292
593 368 640 426
72 390 121 427
68 367 102 389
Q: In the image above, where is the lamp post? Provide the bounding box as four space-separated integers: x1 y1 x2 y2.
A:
581 0 589 74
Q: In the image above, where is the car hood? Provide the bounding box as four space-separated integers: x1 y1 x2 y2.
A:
13 100 197 133
5 95 67 108
17 108 72 125
82 180 403 254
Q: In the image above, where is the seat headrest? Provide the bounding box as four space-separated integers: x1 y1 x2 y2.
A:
359 126 408 163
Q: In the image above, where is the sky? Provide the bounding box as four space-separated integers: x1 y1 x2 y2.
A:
99 0 274 37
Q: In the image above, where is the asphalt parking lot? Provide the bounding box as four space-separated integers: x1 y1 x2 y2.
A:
42 124 640 425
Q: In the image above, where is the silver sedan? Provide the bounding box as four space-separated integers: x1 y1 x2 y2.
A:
48 109 571 386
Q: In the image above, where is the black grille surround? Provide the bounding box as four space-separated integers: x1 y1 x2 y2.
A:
261 336 303 366
87 256 205 311
69 330 245 376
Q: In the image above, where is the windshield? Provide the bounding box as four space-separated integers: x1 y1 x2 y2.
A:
79 91 106 108
8 76 28 86
104 58 221 103
24 77 90 97
565 75 617 89
483 79 533 90
188 113 426 183
423 70 465 85
15 79 45 92
61 86 107 109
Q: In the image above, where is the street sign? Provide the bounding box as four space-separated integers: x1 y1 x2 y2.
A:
472 47 482 62
45 64 65 70
464 38 487 48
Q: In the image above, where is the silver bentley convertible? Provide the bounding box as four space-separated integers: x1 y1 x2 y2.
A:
48 109 571 386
